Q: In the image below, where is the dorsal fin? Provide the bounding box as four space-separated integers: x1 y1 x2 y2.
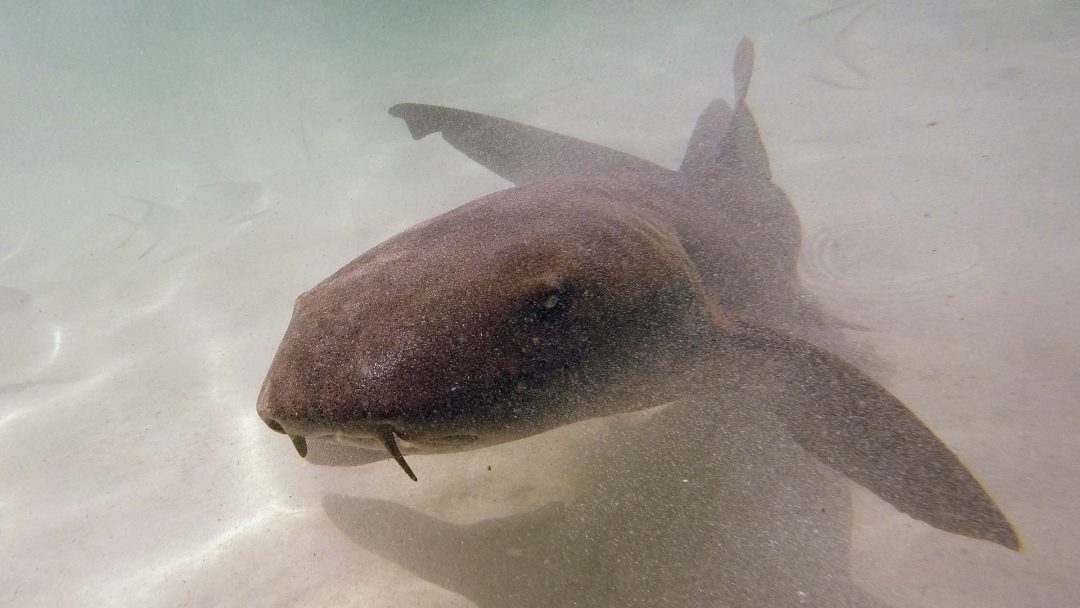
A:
678 98 732 175
389 103 673 186
679 37 772 181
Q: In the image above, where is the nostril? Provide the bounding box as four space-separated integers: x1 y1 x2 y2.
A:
263 417 287 434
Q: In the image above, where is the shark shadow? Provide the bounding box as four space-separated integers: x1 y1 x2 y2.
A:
324 390 893 608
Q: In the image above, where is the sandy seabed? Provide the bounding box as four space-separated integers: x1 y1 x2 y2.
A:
2 2 1078 607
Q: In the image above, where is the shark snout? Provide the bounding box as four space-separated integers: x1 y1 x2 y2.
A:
255 377 317 460
260 415 287 435
256 369 475 482
257 398 420 481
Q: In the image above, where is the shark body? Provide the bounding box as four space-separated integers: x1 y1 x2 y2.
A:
257 39 1018 550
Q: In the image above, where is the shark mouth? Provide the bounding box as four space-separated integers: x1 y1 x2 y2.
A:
284 426 415 480
269 417 481 481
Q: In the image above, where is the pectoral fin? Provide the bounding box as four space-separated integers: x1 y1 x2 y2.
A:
728 326 1019 550
389 103 672 185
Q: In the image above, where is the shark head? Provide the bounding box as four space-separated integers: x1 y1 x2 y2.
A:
257 183 718 480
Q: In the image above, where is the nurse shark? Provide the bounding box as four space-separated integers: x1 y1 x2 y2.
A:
257 39 1018 550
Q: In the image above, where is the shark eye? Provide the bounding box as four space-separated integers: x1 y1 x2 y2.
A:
532 286 573 321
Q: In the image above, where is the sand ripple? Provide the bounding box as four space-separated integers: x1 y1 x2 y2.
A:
801 220 982 298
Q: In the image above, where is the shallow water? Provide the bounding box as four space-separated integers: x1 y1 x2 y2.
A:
2 2 1078 606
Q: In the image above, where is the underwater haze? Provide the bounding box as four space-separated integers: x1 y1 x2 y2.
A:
2 2 1078 607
